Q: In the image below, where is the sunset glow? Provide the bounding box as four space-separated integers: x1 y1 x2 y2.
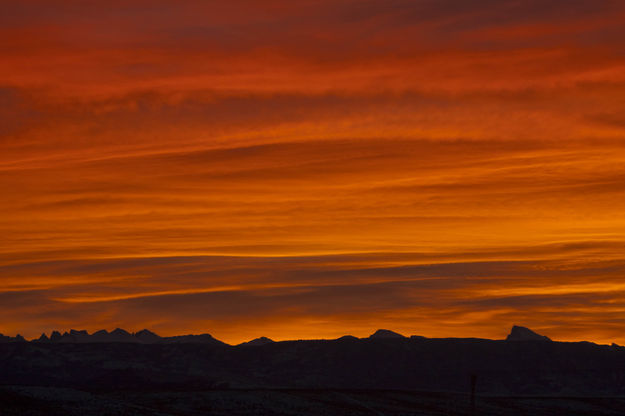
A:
2 0 625 344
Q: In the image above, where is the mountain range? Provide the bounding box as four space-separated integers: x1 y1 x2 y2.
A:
0 325 553 345
17 328 227 345
2 325 625 400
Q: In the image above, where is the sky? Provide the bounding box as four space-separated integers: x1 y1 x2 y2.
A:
1 0 625 344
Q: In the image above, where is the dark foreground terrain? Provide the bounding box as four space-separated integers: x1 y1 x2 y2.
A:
3 385 625 416
3 329 625 415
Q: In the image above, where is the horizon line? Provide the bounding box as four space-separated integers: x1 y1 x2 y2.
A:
2 325 615 346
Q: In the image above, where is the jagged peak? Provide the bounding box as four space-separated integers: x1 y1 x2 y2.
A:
0 333 26 342
135 328 158 336
111 328 131 336
20 328 225 344
135 329 161 340
506 325 551 342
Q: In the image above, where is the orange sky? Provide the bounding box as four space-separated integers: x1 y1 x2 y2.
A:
2 0 625 344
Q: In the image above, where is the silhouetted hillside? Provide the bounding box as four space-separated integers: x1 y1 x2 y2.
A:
0 334 25 343
1 326 625 397
238 336 275 346
506 325 552 341
17 328 226 346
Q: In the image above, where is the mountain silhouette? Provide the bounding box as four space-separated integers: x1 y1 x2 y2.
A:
336 335 359 341
369 329 405 339
0 333 25 343
2 325 625 398
134 329 161 343
0 325 566 345
109 328 135 342
239 336 275 346
506 325 552 341
26 328 225 345
162 333 226 345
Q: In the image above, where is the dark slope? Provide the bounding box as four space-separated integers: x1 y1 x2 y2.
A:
25 328 226 345
0 334 25 343
238 336 275 346
369 329 405 339
506 325 552 341
1 336 625 396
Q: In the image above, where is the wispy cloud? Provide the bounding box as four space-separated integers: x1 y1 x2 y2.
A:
1 0 625 344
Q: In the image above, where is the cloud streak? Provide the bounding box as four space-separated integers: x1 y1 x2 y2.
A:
1 0 625 344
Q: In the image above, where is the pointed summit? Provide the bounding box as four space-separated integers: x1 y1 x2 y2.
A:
135 329 161 343
109 328 136 342
369 329 405 339
239 336 274 346
91 329 109 341
506 325 551 342
0 334 26 343
69 329 90 342
111 328 131 336
37 333 50 342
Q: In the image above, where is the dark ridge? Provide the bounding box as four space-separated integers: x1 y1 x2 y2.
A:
369 329 405 339
110 328 132 337
0 334 26 343
506 325 552 342
239 336 275 346
135 329 161 342
0 326 598 346
1 336 625 397
163 333 227 345
336 335 359 341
